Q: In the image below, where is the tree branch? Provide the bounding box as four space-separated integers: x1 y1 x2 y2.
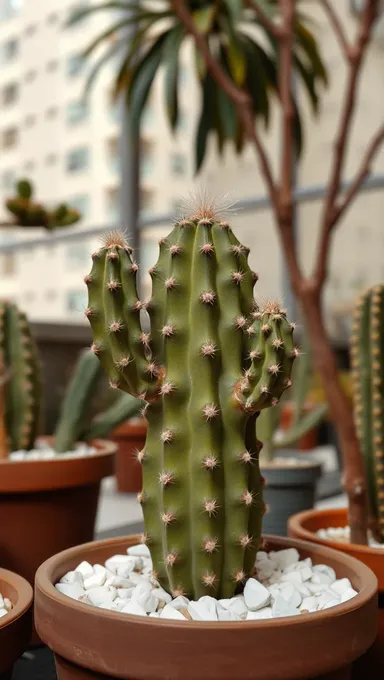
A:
319 0 351 59
278 0 296 221
170 0 280 219
314 0 380 288
245 0 283 39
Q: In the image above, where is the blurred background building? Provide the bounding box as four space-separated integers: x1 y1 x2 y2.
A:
0 0 383 337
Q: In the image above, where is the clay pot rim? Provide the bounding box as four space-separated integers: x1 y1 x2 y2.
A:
113 419 146 437
0 438 116 469
36 532 377 631
288 506 384 558
0 568 33 630
260 458 322 471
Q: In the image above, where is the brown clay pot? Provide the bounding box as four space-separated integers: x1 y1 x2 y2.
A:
35 533 377 680
0 439 115 644
0 568 33 679
288 507 384 674
112 419 146 493
280 403 318 451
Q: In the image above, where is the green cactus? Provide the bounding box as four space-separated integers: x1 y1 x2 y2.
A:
257 336 328 462
85 205 297 599
83 392 143 441
5 179 81 231
351 284 384 543
0 301 42 453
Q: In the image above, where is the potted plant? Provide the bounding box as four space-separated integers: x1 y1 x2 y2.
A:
34 210 378 680
289 283 384 669
0 178 81 230
0 568 33 679
257 340 327 536
0 300 132 592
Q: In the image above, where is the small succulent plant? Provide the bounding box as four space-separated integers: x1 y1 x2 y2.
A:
5 179 81 231
84 196 298 599
351 284 384 543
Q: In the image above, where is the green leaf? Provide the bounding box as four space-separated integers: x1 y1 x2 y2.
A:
292 100 303 160
194 43 207 80
111 20 157 99
294 55 320 114
192 6 216 33
163 25 185 130
128 31 169 135
82 37 127 100
291 336 312 426
223 0 242 21
276 403 328 449
294 20 328 86
81 18 134 60
195 74 214 172
66 1 139 28
238 34 272 125
219 16 246 86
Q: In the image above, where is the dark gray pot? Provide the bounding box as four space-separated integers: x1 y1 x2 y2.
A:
261 452 322 537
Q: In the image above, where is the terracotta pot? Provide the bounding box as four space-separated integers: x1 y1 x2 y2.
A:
288 507 384 674
112 419 146 493
0 438 115 644
0 568 33 679
280 404 318 451
35 534 377 680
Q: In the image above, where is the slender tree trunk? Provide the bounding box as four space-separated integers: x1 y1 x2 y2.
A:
299 288 368 544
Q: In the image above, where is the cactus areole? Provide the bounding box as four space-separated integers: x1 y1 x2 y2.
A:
85 202 297 599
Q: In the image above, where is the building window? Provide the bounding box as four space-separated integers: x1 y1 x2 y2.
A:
0 0 22 20
47 12 58 24
1 169 15 189
2 82 18 107
170 153 187 176
69 194 89 217
66 100 88 125
106 137 120 173
24 160 35 172
66 243 90 268
2 254 15 276
1 126 18 150
106 187 119 224
141 139 154 178
66 147 90 173
1 38 18 63
47 59 59 72
25 24 37 36
45 290 57 301
25 114 36 127
67 53 84 77
140 188 155 217
25 70 37 83
46 153 57 165
66 289 87 313
46 107 58 119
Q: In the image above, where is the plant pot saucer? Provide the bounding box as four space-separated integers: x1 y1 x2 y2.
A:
35 534 377 680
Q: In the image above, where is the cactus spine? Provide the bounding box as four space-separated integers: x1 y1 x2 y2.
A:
0 301 42 453
85 204 297 598
351 284 384 542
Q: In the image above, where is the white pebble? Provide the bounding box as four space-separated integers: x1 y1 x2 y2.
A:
152 587 172 605
306 582 330 595
117 587 135 599
105 576 134 588
188 600 217 621
320 599 341 610
55 583 85 600
198 596 218 618
169 595 190 610
297 584 311 597
129 571 147 585
311 572 333 586
280 571 303 586
316 591 339 608
225 596 248 618
75 561 94 580
120 600 147 616
131 583 158 613
105 555 136 575
60 571 84 586
217 606 241 621
84 572 106 589
3 598 12 612
87 586 117 606
149 612 160 618
272 593 300 618
127 544 151 558
160 604 187 620
331 578 352 596
246 607 272 620
272 548 300 570
313 564 336 582
340 587 358 603
255 551 268 562
243 578 270 611
279 583 301 608
299 596 317 612
0 608 9 618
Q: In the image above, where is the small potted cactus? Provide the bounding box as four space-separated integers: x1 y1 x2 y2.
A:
1 178 81 230
289 283 384 669
0 568 33 678
0 301 141 600
257 339 327 535
35 203 378 680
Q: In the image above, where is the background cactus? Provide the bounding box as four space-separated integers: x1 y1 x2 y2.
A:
351 284 384 543
0 301 42 455
85 202 297 599
5 178 81 231
257 336 328 462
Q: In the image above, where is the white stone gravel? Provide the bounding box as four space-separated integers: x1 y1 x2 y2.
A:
0 592 13 619
54 544 358 622
317 526 384 549
8 439 96 462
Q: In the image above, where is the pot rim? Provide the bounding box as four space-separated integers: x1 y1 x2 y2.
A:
260 459 322 471
35 532 377 631
0 568 33 630
288 506 384 558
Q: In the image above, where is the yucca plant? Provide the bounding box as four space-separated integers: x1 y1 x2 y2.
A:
68 0 327 170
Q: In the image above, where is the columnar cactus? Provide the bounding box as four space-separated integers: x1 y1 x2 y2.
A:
351 284 384 543
0 301 42 452
85 203 297 598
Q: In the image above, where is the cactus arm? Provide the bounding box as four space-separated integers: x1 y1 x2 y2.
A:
0 303 41 451
291 335 311 427
53 349 104 452
244 413 264 574
146 232 178 365
275 402 328 449
83 392 142 440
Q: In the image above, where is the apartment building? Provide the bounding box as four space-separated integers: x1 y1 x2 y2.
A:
0 0 383 332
